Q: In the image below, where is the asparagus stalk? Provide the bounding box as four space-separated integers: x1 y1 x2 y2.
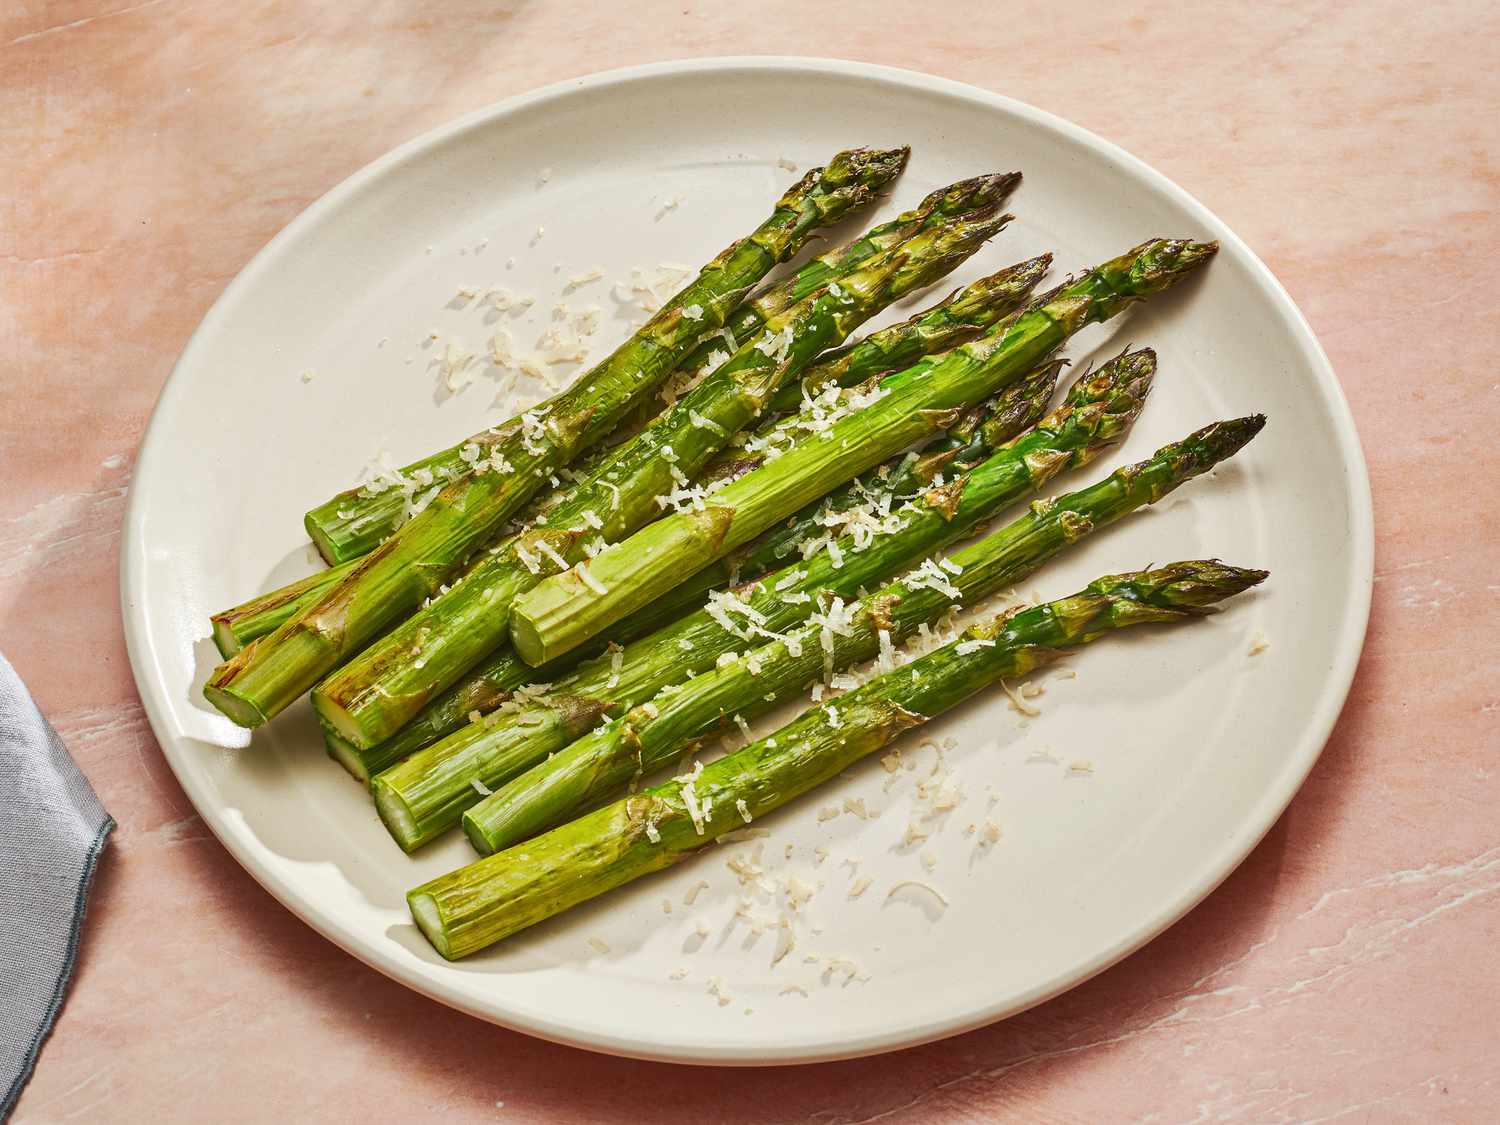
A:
371 354 1175 851
204 148 908 728
328 368 1053 785
607 172 1024 444
464 410 1263 853
312 206 1015 750
208 560 357 658
510 238 1219 666
299 148 909 565
411 559 1268 959
688 174 1020 374
209 250 1046 664
701 256 1052 484
650 362 1064 627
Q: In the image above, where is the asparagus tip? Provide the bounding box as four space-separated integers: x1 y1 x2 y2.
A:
822 145 912 188
935 171 1023 213
1093 559 1269 608
1196 413 1268 460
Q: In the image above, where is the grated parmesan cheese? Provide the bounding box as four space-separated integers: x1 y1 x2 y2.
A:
1001 679 1041 717
535 538 569 572
688 409 726 435
440 340 476 393
885 880 949 909
707 976 733 1007
563 266 605 292
576 562 608 595
514 543 541 575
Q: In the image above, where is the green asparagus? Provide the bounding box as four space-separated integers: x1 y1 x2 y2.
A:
301 148 909 565
205 148 909 728
463 410 1263 853
213 253 1047 663
372 353 1173 851
650 362 1064 627
208 559 357 658
410 560 1268 959
510 238 1219 666
312 205 1015 749
327 366 1053 785
607 172 1023 444
700 255 1052 484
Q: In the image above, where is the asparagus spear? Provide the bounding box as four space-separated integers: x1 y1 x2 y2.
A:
312 207 1015 750
411 559 1268 959
700 256 1052 484
204 148 908 729
210 253 1048 659
663 362 1065 621
300 148 909 565
607 173 1024 444
328 369 1054 785
372 355 1173 851
510 238 1219 666
207 560 357 658
463 411 1263 853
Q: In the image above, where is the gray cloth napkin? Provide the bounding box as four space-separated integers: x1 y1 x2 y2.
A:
0 653 112 1119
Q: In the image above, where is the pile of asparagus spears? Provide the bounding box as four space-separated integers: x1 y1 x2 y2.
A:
203 147 1268 962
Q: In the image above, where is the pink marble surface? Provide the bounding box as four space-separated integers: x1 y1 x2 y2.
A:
3 1 1497 1120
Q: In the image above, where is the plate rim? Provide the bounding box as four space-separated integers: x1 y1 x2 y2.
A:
120 54 1374 1066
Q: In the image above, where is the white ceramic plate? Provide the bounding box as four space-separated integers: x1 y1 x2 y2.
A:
121 57 1371 1065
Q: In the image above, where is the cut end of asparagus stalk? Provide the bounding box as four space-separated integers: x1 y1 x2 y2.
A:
461 815 493 856
211 619 244 660
304 512 343 567
408 892 457 960
202 641 271 727
323 726 371 784
373 781 425 855
200 688 266 728
512 505 736 667
203 620 337 729
313 691 367 747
